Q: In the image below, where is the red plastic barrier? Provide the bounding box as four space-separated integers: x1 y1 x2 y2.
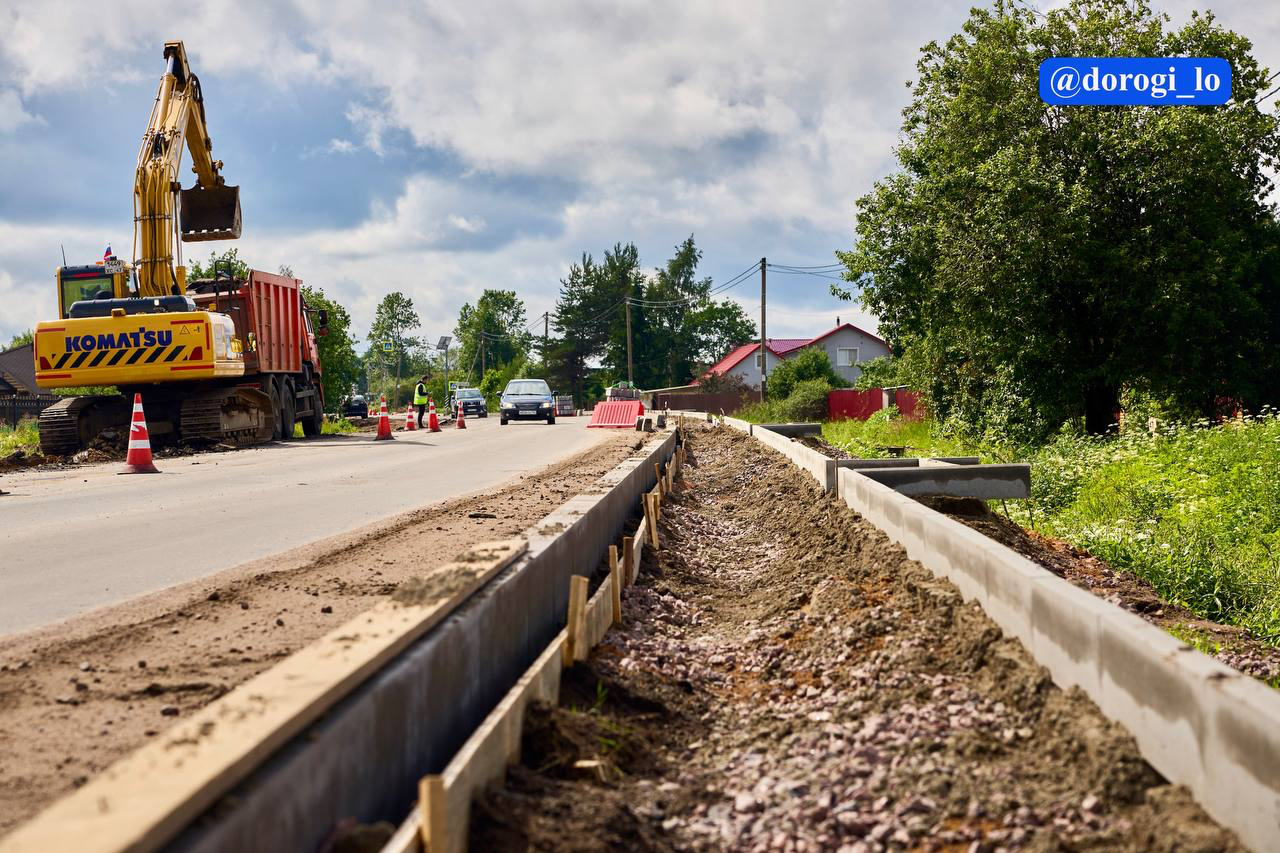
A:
587 399 645 428
827 389 883 421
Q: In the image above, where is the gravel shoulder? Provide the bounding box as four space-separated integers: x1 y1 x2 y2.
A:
0 432 641 837
472 427 1238 851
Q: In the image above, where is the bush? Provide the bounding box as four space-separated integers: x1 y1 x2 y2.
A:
782 379 831 421
852 356 901 390
767 347 848 400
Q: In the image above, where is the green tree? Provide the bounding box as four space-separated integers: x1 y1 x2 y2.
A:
187 247 249 280
368 292 421 407
767 346 849 400
455 290 531 381
6 330 33 350
837 0 1280 438
298 284 359 411
634 236 756 389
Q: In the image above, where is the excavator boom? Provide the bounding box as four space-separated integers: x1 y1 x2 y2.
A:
134 40 241 296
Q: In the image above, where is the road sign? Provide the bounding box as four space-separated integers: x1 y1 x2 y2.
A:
382 341 393 353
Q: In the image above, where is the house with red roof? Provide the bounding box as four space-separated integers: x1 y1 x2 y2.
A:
700 321 890 389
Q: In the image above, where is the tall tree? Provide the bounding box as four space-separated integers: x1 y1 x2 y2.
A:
548 254 604 402
838 0 1280 437
455 289 531 381
368 292 421 406
299 284 359 411
640 236 756 388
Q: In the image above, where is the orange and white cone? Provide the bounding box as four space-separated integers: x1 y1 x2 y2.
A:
121 393 160 474
374 395 394 440
427 396 441 432
405 404 417 431
455 398 466 429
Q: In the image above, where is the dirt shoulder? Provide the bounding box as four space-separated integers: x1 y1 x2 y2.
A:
0 432 640 837
472 427 1237 851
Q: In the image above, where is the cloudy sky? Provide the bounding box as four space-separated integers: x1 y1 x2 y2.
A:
2 0 1277 349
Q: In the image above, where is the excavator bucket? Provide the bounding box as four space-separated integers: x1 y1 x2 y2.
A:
180 184 242 242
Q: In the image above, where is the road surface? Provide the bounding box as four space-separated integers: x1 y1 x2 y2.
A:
0 417 611 636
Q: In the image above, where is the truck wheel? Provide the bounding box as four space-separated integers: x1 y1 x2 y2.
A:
302 387 323 438
278 377 296 440
268 380 283 440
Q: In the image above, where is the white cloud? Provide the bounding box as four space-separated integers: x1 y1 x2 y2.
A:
0 88 44 133
3 0 1278 348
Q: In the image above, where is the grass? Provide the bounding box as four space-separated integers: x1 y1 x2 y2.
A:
816 410 1280 646
293 416 360 438
0 420 40 455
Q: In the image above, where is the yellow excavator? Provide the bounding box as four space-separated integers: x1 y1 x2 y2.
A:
34 41 327 455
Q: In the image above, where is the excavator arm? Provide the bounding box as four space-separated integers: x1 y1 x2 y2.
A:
134 40 241 298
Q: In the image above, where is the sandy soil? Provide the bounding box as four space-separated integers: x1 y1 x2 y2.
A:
0 432 641 837
471 427 1238 851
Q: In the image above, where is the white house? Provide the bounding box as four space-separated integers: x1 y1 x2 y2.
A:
700 322 890 388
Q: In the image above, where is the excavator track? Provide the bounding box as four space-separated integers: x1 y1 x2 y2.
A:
37 395 132 457
179 386 274 446
37 397 92 456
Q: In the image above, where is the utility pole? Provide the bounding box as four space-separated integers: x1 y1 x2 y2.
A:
759 257 767 401
625 300 634 385
543 311 549 369
481 339 486 376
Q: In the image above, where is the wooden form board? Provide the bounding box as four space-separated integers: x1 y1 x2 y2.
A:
2 540 527 853
383 513 653 853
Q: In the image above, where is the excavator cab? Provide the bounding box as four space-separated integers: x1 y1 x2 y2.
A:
180 183 242 242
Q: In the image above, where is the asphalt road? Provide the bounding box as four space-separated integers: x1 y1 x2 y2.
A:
0 416 612 636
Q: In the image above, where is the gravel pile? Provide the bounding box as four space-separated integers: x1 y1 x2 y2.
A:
473 426 1239 851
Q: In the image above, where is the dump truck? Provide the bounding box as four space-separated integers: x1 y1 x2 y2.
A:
31 40 326 455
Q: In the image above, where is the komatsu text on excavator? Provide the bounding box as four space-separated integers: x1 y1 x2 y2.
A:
33 41 327 455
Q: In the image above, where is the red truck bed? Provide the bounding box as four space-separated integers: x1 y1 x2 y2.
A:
191 270 306 375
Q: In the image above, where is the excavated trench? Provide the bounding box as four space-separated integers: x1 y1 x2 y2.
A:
470 426 1238 852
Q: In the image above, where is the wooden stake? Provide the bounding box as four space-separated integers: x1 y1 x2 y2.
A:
608 545 622 625
622 536 635 586
646 494 660 550
419 774 447 851
666 461 674 492
654 462 665 497
567 575 589 662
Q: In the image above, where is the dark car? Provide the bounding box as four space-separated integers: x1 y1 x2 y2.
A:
499 379 555 425
452 387 488 418
342 395 369 418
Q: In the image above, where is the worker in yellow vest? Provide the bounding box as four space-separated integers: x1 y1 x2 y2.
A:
413 376 430 428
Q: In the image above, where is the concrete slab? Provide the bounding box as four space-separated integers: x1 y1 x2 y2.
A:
754 423 822 437
858 463 1030 499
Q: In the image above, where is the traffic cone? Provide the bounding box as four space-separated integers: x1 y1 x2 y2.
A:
405 404 417 431
374 395 394 440
427 396 441 432
121 393 160 474
456 398 466 429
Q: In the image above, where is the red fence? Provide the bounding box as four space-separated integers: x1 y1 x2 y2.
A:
827 388 923 422
827 389 882 421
